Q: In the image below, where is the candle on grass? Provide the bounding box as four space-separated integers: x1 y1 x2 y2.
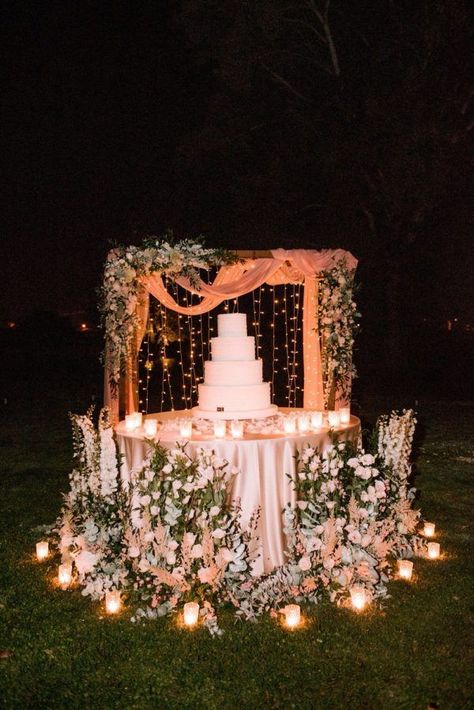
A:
310 411 323 429
183 602 199 627
283 416 297 434
213 420 226 438
423 522 435 537
327 411 341 428
350 586 367 611
105 590 122 614
36 541 49 561
179 419 193 438
427 542 440 559
397 559 414 580
143 419 157 437
230 420 244 439
284 604 301 629
339 407 351 425
297 414 310 433
58 562 72 589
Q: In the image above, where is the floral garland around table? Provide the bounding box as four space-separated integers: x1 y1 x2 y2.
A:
100 234 240 388
318 259 360 409
49 408 435 634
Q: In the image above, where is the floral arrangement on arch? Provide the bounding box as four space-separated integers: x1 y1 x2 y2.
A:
318 260 360 409
100 234 239 387
55 408 426 634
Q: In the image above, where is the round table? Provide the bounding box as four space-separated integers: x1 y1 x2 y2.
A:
116 409 360 575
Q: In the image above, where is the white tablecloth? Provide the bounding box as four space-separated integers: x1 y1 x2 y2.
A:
116 409 360 574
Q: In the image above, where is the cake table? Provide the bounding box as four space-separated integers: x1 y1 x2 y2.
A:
116 409 361 575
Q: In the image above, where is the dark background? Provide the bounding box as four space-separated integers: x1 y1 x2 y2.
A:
1 0 473 406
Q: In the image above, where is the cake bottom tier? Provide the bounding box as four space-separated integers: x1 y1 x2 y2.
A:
194 382 277 419
192 404 278 421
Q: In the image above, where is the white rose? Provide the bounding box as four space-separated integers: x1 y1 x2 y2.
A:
190 544 203 559
144 531 154 542
162 464 173 474
209 505 220 517
129 546 140 558
166 551 176 565
183 532 196 547
298 556 312 571
140 495 151 506
297 501 308 510
212 528 226 539
219 547 234 563
150 505 160 516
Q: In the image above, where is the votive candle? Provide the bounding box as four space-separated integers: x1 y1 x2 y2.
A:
58 562 72 589
283 416 297 434
327 410 341 428
36 541 49 561
213 420 226 438
297 414 310 433
423 522 435 537
105 590 122 614
397 559 414 580
183 602 199 627
284 604 301 629
230 420 244 439
179 419 193 438
339 407 351 425
310 411 323 429
427 542 440 559
125 412 142 431
143 419 158 437
350 586 367 611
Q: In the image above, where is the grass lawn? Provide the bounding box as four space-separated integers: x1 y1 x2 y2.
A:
1 367 473 709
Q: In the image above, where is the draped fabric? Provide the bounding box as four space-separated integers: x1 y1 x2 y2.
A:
104 248 357 420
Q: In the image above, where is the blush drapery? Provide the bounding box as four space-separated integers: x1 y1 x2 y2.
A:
104 248 357 421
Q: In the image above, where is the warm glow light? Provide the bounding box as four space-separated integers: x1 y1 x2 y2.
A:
423 522 435 537
230 420 244 439
80 323 87 330
183 602 199 627
310 411 323 429
284 604 301 628
125 412 142 431
283 416 297 434
179 419 193 438
213 420 226 438
297 414 310 433
398 559 414 580
143 419 157 437
427 542 440 559
328 411 341 428
339 407 351 425
350 586 367 611
105 590 122 614
58 562 72 589
36 541 49 561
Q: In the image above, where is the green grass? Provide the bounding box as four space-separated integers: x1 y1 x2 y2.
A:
1 388 473 709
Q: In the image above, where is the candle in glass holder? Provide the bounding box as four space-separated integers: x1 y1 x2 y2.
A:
297 414 310 433
310 411 323 429
179 419 193 438
423 522 435 537
105 590 122 614
284 604 301 629
125 412 142 431
183 602 199 627
143 419 157 437
427 542 440 559
230 420 244 439
213 420 226 438
327 411 341 428
283 416 297 434
339 407 351 425
58 562 72 589
397 559 414 580
350 586 367 611
36 541 49 561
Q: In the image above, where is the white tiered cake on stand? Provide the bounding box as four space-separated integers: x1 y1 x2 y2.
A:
192 313 278 420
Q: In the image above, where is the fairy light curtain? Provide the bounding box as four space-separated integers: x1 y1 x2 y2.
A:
105 249 357 421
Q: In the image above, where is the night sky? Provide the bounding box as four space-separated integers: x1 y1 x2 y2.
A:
1 1 473 325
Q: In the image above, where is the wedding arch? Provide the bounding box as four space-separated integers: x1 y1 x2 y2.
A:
101 237 359 422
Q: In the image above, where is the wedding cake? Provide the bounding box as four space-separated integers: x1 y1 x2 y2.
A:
192 313 278 420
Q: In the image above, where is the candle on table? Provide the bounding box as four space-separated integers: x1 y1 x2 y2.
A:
230 420 244 439
283 416 297 434
105 590 122 614
143 419 157 437
213 420 226 438
36 541 49 561
310 411 323 429
423 522 435 537
327 411 341 428
125 412 142 431
397 559 414 580
297 414 310 433
350 586 367 611
183 602 199 627
58 562 72 589
179 419 193 438
284 604 301 629
427 542 440 559
339 407 351 425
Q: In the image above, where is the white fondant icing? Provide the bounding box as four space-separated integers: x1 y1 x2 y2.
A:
204 359 263 386
211 336 255 361
198 382 271 412
217 313 247 337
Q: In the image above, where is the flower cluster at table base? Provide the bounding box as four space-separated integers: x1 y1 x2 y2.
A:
50 407 435 634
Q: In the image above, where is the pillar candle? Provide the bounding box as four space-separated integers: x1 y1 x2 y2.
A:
423 522 435 537
397 559 413 580
327 411 341 428
105 590 121 614
179 420 193 438
183 602 199 627
283 416 297 434
350 586 367 611
36 541 49 561
230 420 244 439
297 414 310 433
310 411 323 429
339 407 351 425
213 420 226 438
58 562 72 589
284 604 301 628
427 542 440 559
143 419 157 437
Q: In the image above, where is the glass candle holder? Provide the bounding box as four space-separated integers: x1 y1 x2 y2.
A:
183 602 199 627
143 419 157 437
310 411 323 429
58 562 72 589
423 522 435 537
284 604 301 629
179 419 193 438
36 541 49 561
350 586 367 611
327 411 341 428
339 407 351 425
283 416 297 434
230 420 244 439
213 420 226 438
297 414 310 433
105 590 122 614
397 559 414 580
125 412 142 431
427 542 440 559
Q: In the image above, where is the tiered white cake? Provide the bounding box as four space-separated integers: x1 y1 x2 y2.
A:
192 313 278 420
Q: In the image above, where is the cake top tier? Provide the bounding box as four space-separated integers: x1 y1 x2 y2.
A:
217 313 247 337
